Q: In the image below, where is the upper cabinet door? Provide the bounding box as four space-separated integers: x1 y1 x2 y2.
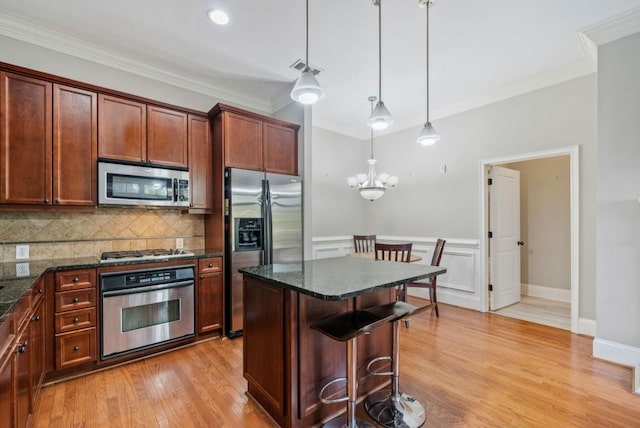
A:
263 122 298 176
224 112 263 171
0 72 52 205
147 105 188 168
188 115 212 211
53 84 97 206
98 94 146 163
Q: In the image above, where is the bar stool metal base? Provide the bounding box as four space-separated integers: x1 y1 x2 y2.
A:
322 415 375 428
365 389 426 428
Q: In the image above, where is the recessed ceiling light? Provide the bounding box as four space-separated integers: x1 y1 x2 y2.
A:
208 9 229 25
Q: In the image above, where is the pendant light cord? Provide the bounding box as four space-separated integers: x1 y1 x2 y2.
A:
378 0 382 101
426 2 430 122
305 0 309 68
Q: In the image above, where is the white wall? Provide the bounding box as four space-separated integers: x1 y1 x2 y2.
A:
594 32 640 366
360 75 597 319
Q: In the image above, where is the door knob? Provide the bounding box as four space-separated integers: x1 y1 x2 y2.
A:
517 241 525 246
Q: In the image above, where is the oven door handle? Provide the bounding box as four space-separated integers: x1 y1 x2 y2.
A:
102 280 194 297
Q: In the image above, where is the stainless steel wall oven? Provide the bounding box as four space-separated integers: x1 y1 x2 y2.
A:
100 264 195 359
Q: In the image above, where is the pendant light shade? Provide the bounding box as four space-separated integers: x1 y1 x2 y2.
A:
290 68 324 104
290 0 324 105
368 0 392 130
417 0 439 145
417 121 440 146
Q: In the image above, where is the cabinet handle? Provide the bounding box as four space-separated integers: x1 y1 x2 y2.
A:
73 318 80 323
73 346 80 352
32 315 40 322
73 277 79 282
17 341 28 354
73 297 80 303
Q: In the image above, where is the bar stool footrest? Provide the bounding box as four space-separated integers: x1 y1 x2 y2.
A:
322 416 376 428
366 355 394 376
364 389 426 428
319 377 349 405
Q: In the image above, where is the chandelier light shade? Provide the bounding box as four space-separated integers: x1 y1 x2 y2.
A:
367 0 393 130
349 97 399 201
290 0 324 104
417 0 440 145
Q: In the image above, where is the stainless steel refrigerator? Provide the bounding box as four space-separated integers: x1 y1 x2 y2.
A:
224 167 303 337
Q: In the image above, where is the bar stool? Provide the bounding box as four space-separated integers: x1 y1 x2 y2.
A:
364 301 435 428
311 309 394 428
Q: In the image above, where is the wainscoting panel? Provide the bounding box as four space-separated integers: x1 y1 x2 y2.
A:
311 235 482 311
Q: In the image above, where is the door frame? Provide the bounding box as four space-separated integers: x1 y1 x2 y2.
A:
479 145 579 333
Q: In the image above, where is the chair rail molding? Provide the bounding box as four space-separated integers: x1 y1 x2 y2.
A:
312 235 482 311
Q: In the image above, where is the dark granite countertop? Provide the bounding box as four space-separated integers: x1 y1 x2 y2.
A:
240 256 446 300
0 249 223 324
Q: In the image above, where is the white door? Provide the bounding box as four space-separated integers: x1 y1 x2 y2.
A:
489 166 521 310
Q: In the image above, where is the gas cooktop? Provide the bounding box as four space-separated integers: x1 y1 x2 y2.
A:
99 249 195 264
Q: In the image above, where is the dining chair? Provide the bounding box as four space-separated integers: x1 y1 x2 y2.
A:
401 239 446 318
374 242 412 263
353 235 376 253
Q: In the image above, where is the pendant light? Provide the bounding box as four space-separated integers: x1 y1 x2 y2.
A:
367 0 393 130
290 0 325 105
417 0 440 145
348 96 399 201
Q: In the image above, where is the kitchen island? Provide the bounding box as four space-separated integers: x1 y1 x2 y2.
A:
240 256 446 428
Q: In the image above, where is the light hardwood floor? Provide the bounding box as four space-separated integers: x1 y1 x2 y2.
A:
33 302 640 427
493 295 571 330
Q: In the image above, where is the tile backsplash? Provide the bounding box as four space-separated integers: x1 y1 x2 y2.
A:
0 208 204 262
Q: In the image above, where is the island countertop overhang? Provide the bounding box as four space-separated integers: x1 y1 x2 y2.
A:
239 256 446 301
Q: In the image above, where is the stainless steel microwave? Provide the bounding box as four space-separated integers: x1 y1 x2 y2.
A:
98 162 189 208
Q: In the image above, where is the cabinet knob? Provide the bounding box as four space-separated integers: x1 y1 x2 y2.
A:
55 199 60 204
73 277 80 282
44 198 49 203
73 346 80 352
73 297 80 303
38 288 44 294
17 341 28 354
208 263 213 268
73 318 79 323
199 275 204 279
32 315 40 322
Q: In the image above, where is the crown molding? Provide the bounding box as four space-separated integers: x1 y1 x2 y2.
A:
579 5 640 47
0 9 273 113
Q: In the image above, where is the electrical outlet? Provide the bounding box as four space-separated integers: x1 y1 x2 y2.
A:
16 244 29 260
176 238 184 249
16 262 30 277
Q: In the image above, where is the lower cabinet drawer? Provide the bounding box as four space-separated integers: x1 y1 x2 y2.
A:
55 308 96 334
55 328 97 370
55 289 96 312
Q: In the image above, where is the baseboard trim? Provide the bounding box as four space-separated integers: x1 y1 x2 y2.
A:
634 366 640 395
577 318 596 337
593 338 640 367
521 283 571 303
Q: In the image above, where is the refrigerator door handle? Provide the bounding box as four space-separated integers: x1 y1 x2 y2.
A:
262 179 273 265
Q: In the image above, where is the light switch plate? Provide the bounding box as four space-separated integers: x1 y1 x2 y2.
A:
16 262 30 277
16 244 29 260
176 238 184 249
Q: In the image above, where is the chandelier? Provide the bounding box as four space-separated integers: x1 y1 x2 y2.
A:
348 96 399 201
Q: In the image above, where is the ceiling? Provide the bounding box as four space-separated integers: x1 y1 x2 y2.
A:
0 0 639 140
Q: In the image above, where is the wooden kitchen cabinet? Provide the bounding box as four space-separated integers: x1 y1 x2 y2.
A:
0 73 97 208
0 317 14 427
211 103 300 175
53 84 98 206
197 257 223 336
0 72 52 205
188 114 212 211
98 94 147 163
99 94 189 168
53 269 97 370
147 105 188 168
